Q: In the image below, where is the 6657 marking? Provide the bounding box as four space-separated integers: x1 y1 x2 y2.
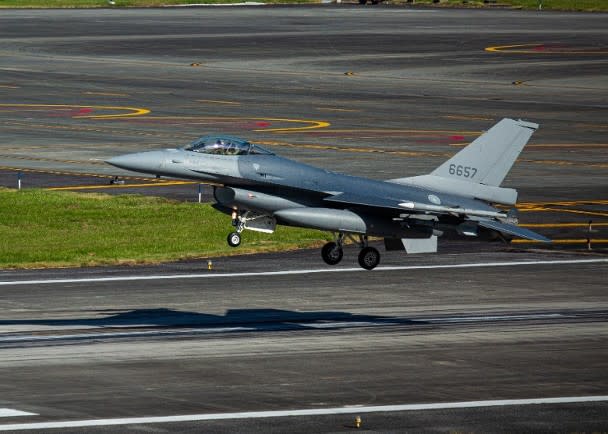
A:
449 164 477 178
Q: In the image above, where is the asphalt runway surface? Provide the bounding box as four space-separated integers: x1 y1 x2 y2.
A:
0 5 607 433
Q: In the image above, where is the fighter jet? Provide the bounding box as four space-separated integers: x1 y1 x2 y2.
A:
107 118 550 270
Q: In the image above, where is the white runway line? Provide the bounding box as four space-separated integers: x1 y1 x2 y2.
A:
0 409 37 418
0 258 606 287
0 396 607 431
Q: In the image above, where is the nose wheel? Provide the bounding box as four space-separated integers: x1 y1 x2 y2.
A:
227 231 241 247
227 210 244 247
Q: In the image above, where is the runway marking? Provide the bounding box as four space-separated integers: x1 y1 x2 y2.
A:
316 107 361 113
0 166 160 183
522 222 608 228
0 259 606 287
485 43 608 55
83 91 130 97
523 207 608 218
519 199 608 207
0 409 37 418
196 99 241 105
46 181 196 191
513 239 608 245
0 104 149 119
0 396 607 431
449 143 608 149
117 116 330 132
0 153 106 166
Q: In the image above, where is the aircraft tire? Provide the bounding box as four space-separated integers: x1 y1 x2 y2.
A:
358 246 380 270
321 242 343 265
227 232 241 247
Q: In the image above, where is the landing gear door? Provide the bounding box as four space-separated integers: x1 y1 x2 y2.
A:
243 213 276 234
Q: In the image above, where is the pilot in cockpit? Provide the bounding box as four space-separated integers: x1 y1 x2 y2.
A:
211 139 225 154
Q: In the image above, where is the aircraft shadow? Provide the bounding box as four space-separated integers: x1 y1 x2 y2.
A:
0 308 425 333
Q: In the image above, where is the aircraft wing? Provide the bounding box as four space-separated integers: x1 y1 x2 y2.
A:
324 192 551 243
324 192 506 219
323 191 403 211
476 219 552 243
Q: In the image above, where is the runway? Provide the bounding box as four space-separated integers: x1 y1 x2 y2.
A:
0 4 607 432
1 248 607 432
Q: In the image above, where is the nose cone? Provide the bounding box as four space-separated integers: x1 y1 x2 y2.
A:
106 151 164 174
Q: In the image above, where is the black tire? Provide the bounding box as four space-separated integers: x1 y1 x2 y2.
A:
321 242 343 266
227 232 241 247
358 246 380 270
359 0 367 4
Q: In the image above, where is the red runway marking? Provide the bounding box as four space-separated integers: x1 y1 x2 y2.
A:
73 108 93 116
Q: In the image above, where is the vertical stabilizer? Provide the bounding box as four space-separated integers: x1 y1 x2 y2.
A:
431 118 538 187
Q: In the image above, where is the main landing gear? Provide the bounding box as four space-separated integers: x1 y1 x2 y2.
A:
321 233 380 270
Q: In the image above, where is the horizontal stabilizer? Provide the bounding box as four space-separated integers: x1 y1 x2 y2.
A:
477 219 551 243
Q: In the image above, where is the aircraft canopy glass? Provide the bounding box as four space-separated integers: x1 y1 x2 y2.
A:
184 136 274 156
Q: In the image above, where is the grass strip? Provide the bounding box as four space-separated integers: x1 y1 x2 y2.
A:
0 0 313 7
432 0 608 11
0 188 329 269
1 0 607 9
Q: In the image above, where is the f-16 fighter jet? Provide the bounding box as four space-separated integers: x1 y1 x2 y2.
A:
107 118 550 270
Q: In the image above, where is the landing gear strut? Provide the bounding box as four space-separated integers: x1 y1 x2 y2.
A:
227 210 244 248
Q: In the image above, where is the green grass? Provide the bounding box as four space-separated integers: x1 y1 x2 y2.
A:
1 0 606 8
503 0 608 11
436 0 608 11
0 0 313 7
405 0 607 11
0 188 330 269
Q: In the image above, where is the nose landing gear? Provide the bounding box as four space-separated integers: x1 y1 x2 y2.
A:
227 231 241 247
227 210 244 248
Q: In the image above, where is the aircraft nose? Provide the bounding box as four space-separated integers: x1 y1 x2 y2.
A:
106 151 164 174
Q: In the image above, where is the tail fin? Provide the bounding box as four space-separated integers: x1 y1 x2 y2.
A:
387 118 538 205
431 118 538 186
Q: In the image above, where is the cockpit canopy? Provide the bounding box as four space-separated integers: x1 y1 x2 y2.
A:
183 135 274 156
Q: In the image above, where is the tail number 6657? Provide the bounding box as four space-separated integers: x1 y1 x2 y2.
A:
449 164 477 178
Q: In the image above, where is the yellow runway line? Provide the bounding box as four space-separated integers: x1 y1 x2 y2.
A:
521 223 608 229
485 44 608 55
0 103 149 119
46 181 196 191
512 239 608 244
196 99 241 105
